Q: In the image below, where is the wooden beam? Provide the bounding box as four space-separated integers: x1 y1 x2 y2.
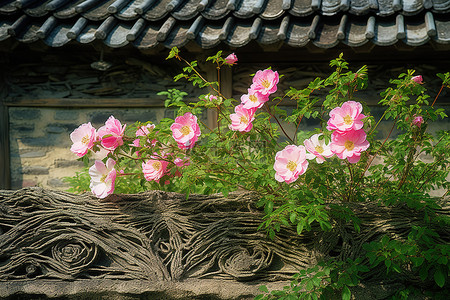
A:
0 98 10 189
3 98 166 108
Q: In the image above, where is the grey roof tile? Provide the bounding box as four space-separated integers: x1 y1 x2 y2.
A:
80 0 115 21
402 0 425 16
257 19 280 43
42 23 71 46
261 0 285 20
342 16 370 46
348 0 371 16
233 0 265 18
289 0 314 17
196 21 224 47
23 0 52 17
53 0 86 19
226 19 254 46
321 0 346 16
312 15 340 48
76 23 98 43
0 0 449 51
434 14 450 43
0 20 13 41
141 0 172 21
377 0 395 17
132 22 160 48
285 16 312 46
115 0 142 20
104 22 132 47
0 1 17 14
404 14 429 45
201 0 232 20
372 15 397 45
172 0 206 20
433 0 450 12
163 22 189 47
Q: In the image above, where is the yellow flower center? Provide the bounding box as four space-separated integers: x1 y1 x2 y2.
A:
81 135 89 145
152 161 162 171
286 160 297 172
240 116 248 124
100 174 107 182
343 115 353 125
180 126 191 136
249 94 258 102
261 79 270 89
315 145 324 153
344 140 355 151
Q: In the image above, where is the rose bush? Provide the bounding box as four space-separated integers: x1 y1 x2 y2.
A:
66 48 450 299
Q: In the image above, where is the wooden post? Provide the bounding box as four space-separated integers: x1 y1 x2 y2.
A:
203 63 233 130
0 86 10 189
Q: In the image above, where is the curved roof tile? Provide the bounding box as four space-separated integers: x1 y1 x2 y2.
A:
0 0 449 51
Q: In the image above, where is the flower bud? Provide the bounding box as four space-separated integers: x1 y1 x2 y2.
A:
224 53 238 65
412 75 423 84
412 115 424 128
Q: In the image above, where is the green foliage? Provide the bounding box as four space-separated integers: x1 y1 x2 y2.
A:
66 48 450 299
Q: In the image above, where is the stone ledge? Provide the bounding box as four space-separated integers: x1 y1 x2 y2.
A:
0 279 287 299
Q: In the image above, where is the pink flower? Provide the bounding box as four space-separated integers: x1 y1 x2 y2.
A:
170 112 201 150
327 101 366 132
241 87 269 109
133 124 156 147
70 122 97 157
412 75 423 84
251 69 279 96
273 145 309 184
224 53 238 65
208 95 218 101
89 158 116 199
142 158 168 182
97 116 126 151
229 104 256 132
412 115 424 128
330 129 370 163
174 157 190 167
303 134 334 164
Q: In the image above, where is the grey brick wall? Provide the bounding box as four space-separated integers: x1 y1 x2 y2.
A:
9 107 168 190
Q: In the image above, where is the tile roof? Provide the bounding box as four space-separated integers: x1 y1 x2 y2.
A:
0 0 449 50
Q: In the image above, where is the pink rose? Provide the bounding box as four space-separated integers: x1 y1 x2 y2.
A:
224 53 238 65
327 101 366 132
89 158 116 199
174 157 190 167
412 75 423 84
170 112 201 150
273 145 309 184
412 115 424 128
97 116 126 151
303 133 334 164
241 87 269 109
229 104 256 132
251 69 279 96
70 122 97 157
330 129 370 163
208 95 218 101
133 124 156 147
142 158 168 182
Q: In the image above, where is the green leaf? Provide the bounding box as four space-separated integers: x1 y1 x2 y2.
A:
297 223 304 235
434 267 446 288
259 285 269 293
342 286 351 300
